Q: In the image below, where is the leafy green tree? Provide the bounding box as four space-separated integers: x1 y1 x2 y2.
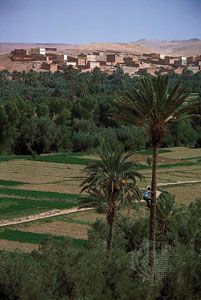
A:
0 105 9 153
32 117 57 154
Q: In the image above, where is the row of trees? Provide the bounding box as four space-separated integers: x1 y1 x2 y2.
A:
0 68 200 154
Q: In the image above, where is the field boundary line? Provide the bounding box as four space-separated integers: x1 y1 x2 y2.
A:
157 180 201 187
0 207 94 227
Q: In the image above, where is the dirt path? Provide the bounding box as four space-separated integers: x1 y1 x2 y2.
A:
157 180 201 187
0 207 94 227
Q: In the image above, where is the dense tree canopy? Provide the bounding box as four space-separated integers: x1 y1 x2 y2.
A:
0 68 200 154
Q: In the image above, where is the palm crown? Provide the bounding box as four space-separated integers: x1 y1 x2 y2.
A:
81 148 143 200
114 75 196 145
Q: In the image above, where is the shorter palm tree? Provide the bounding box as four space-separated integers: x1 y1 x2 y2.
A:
156 192 176 235
80 147 143 257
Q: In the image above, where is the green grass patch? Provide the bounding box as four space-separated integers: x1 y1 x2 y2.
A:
158 161 201 169
45 215 92 225
0 180 25 187
137 160 201 170
0 229 88 248
0 187 80 201
32 154 94 165
181 156 201 161
0 155 32 162
0 197 79 219
135 149 172 156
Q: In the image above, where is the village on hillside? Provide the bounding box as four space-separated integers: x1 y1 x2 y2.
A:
3 46 201 75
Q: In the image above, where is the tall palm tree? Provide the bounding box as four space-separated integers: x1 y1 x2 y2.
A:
80 148 143 257
112 75 197 279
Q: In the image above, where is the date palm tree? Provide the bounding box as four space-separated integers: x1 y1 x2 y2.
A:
156 192 176 235
112 75 198 280
80 148 143 257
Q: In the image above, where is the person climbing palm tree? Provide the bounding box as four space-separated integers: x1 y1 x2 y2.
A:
143 186 152 208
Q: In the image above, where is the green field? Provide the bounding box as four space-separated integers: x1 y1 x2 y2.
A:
0 180 25 187
0 184 80 219
0 186 80 201
0 229 88 248
0 196 79 219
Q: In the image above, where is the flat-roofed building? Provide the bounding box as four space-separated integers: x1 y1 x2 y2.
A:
45 47 57 55
86 54 96 61
67 56 78 66
107 54 123 64
30 48 46 55
78 57 87 66
66 61 77 67
88 61 100 69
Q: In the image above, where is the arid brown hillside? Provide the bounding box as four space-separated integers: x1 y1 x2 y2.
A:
0 43 75 55
0 42 153 55
64 42 154 54
136 39 201 56
0 54 34 72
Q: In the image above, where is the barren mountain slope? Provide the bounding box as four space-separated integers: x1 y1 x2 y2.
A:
136 39 201 56
65 42 154 54
0 43 75 55
0 42 153 55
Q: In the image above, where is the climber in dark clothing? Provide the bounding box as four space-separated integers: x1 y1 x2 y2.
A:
143 186 152 208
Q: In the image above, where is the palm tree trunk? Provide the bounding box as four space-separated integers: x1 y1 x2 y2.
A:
127 200 131 216
149 144 158 281
106 194 115 258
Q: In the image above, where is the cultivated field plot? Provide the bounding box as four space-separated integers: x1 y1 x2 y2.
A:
0 228 88 251
0 182 80 220
160 182 201 205
160 147 201 160
141 165 201 185
0 159 84 194
0 148 200 252
0 195 79 220
17 221 90 240
0 239 38 253
0 160 84 185
0 210 104 252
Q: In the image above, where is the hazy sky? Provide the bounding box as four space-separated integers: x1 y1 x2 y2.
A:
0 0 200 43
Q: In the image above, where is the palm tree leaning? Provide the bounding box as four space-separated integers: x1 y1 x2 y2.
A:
80 147 143 257
112 75 197 280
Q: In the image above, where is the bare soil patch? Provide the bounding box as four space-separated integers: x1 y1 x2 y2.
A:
160 147 201 160
71 210 105 223
160 182 201 205
0 239 38 252
16 182 81 194
83 153 182 165
18 221 89 240
0 160 84 184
